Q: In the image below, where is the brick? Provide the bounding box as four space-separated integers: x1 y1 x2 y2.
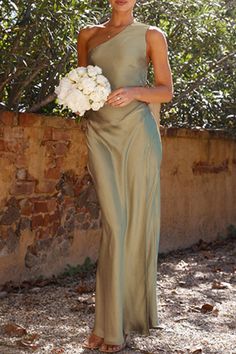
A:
35 228 43 240
0 205 20 225
55 142 70 155
0 140 5 151
42 127 53 141
44 167 61 180
16 168 27 180
52 129 70 141
7 197 19 207
32 214 44 229
26 172 37 181
19 217 31 230
6 227 18 252
3 127 24 140
31 214 47 229
5 141 23 153
166 127 178 137
0 226 8 240
63 198 75 208
12 181 36 195
35 181 56 194
0 111 16 126
18 113 41 127
51 222 60 236
34 201 48 213
48 211 60 223
44 213 50 225
19 199 33 216
0 152 15 163
47 199 57 212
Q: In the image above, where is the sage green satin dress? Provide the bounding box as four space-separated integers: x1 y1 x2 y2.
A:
85 21 163 345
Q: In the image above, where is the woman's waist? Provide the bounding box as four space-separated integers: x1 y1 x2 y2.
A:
86 100 149 122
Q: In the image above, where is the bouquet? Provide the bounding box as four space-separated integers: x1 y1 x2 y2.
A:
55 65 111 116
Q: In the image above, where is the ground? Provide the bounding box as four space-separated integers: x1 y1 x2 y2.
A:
0 234 235 354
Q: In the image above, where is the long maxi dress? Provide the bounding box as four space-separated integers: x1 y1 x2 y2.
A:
85 21 163 345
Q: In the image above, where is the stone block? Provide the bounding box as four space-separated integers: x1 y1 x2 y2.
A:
12 181 36 195
33 201 48 213
0 111 16 126
52 129 70 141
16 168 27 180
35 181 56 194
0 140 5 151
31 214 45 229
18 113 42 127
19 198 33 216
0 205 20 225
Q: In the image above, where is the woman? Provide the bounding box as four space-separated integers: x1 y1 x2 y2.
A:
77 0 173 352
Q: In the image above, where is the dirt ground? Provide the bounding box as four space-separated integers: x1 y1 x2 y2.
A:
0 233 235 354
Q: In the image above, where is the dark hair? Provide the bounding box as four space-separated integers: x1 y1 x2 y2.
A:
99 14 110 24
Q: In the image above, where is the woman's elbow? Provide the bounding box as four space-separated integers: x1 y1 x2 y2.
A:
164 89 174 103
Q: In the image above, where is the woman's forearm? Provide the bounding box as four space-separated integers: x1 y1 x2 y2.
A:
132 85 173 104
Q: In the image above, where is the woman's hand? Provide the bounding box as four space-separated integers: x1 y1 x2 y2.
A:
106 87 137 107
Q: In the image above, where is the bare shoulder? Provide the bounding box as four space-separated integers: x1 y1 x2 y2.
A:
146 25 168 46
78 24 104 41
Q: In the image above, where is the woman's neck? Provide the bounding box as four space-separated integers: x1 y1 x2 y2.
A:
108 11 134 27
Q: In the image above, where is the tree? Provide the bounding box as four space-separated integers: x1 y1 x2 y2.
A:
0 0 235 134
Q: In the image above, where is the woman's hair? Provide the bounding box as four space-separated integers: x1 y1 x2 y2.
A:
99 14 110 24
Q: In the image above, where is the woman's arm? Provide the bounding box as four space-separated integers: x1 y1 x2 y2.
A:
76 27 95 115
77 27 93 66
107 27 174 107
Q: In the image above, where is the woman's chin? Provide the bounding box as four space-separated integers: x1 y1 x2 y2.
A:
113 1 130 11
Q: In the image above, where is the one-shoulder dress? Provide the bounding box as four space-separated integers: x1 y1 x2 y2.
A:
85 21 163 345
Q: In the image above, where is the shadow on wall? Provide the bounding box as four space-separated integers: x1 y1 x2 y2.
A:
0 110 236 286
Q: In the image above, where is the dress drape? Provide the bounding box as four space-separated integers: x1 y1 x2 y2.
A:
85 21 163 345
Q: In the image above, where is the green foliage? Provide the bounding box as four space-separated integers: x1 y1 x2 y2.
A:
0 0 235 134
62 257 95 277
226 224 236 239
135 0 235 133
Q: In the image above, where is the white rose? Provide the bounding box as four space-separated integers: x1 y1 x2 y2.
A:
76 66 87 77
99 86 110 100
89 91 102 103
87 65 102 77
96 75 109 87
91 101 102 111
65 89 90 113
55 77 74 99
67 68 80 82
80 77 97 95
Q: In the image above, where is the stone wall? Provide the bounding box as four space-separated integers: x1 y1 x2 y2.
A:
0 111 235 286
0 111 101 286
160 127 236 252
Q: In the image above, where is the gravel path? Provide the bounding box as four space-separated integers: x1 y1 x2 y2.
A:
0 233 235 354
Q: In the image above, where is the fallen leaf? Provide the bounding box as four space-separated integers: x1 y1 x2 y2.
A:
201 250 213 259
212 280 232 289
201 303 214 313
70 303 87 311
212 308 219 316
51 348 65 353
75 283 94 294
15 338 39 350
1 323 27 337
24 333 40 342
